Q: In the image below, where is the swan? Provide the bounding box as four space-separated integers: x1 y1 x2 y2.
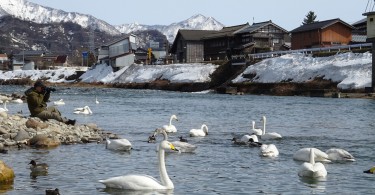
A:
251 121 263 135
0 101 8 112
29 160 48 172
106 138 132 151
53 99 65 106
152 128 196 153
162 115 178 133
73 106 92 115
189 124 208 137
240 134 258 143
95 96 99 104
260 144 279 157
364 167 375 174
259 116 282 140
298 148 327 178
325 148 355 162
11 98 23 104
99 140 178 190
293 148 331 162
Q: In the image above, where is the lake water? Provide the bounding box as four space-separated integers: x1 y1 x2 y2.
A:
1 85 375 194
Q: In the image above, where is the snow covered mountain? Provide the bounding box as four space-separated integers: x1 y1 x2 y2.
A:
0 0 224 42
115 14 225 42
0 0 121 35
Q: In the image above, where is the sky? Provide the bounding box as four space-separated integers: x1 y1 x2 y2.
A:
0 52 371 90
27 0 372 31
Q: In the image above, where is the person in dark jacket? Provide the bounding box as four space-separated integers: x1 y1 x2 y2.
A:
25 80 75 125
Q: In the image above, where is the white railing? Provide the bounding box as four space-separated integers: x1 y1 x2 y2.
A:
231 43 372 61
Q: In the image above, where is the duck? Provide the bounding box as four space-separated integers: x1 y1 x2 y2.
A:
248 138 262 147
73 106 92 115
45 188 60 195
106 138 132 151
29 160 48 172
293 148 331 162
259 116 282 140
260 144 279 157
147 134 156 143
53 99 65 106
179 136 188 142
364 166 375 174
162 115 178 133
231 137 248 146
99 140 179 190
189 124 208 137
250 121 263 135
325 148 355 162
298 148 327 178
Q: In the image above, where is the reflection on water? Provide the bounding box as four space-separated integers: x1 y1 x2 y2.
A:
101 188 173 195
1 85 375 194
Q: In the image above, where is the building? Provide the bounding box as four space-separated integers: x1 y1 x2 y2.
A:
95 34 137 71
290 18 355 50
170 29 217 63
0 54 8 70
351 18 368 44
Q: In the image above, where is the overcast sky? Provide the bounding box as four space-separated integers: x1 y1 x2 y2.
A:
28 0 371 30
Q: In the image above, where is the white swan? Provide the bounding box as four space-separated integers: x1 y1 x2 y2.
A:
162 115 178 133
325 148 355 162
11 98 23 104
260 144 279 157
73 106 92 115
189 124 208 137
95 96 99 104
298 148 327 178
106 138 132 151
99 140 178 190
259 116 282 140
152 128 196 153
0 101 8 112
251 121 263 135
240 134 258 143
293 148 331 162
53 99 65 106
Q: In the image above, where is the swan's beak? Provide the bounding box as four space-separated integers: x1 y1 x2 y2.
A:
170 143 179 152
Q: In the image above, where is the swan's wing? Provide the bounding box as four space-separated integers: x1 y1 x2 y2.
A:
107 139 132 151
189 129 205 137
326 148 355 161
251 128 263 135
298 162 314 177
260 144 279 157
74 107 84 111
99 174 164 190
171 141 197 152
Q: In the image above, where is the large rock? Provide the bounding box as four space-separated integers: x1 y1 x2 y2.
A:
26 118 48 129
0 161 15 184
13 129 31 142
29 134 60 148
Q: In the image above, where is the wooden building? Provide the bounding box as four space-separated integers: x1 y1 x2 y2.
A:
290 18 355 50
170 29 217 63
233 20 290 54
202 23 250 61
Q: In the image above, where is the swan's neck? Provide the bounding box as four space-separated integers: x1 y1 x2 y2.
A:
252 121 255 130
309 148 315 165
158 143 173 188
262 118 266 135
162 130 168 140
169 117 173 126
202 125 208 134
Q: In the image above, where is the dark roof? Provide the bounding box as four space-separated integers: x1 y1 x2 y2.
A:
55 55 67 63
202 23 250 39
178 29 217 41
290 18 355 33
235 20 288 34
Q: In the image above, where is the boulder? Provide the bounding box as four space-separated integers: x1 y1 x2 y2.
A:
25 118 48 129
29 134 60 148
13 129 31 142
0 161 15 184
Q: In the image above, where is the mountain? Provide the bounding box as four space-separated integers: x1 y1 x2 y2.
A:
0 0 224 42
115 14 225 42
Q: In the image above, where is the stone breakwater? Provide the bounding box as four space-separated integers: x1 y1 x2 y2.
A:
0 113 119 150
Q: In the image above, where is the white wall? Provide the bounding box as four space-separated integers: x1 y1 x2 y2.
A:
115 54 135 68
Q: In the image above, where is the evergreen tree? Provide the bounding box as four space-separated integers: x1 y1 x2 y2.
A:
303 11 317 25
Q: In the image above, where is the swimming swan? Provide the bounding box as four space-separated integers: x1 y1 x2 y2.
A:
325 148 355 162
260 144 279 157
95 96 99 104
251 121 263 135
73 106 92 115
298 148 327 178
189 124 208 137
106 138 132 151
99 140 178 190
293 148 331 162
162 115 178 133
259 116 282 140
153 128 196 153
53 99 65 106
